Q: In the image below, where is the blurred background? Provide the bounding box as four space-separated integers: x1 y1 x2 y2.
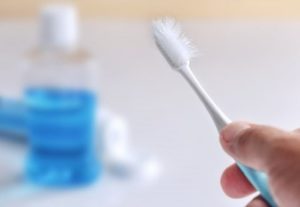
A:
2 0 300 19
1 0 300 207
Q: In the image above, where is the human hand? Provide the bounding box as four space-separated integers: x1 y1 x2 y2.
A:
220 122 300 207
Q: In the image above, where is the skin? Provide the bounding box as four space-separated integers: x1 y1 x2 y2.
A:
219 122 300 207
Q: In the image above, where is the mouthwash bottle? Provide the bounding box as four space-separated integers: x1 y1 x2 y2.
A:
23 4 100 186
0 98 25 137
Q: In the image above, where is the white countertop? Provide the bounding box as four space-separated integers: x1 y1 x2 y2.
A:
1 20 300 207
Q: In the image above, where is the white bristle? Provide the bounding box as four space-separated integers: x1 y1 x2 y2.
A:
152 18 196 70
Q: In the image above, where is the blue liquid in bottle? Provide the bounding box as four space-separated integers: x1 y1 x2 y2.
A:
25 88 99 186
0 99 26 137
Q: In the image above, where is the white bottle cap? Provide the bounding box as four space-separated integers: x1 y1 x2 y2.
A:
39 4 78 50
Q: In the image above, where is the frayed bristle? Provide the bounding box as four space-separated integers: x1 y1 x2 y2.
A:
152 18 197 70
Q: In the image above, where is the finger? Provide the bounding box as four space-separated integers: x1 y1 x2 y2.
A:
220 122 289 171
246 195 269 207
221 163 256 198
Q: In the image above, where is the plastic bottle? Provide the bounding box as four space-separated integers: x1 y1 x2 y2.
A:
23 4 100 186
0 98 25 138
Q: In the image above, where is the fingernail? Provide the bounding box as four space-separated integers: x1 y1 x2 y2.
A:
221 122 251 142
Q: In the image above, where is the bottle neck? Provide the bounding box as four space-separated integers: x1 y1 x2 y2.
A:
40 41 78 53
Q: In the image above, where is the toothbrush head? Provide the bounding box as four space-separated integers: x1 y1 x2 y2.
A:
152 18 196 70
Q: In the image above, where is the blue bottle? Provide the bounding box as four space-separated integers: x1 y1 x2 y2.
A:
23 4 99 186
0 98 26 138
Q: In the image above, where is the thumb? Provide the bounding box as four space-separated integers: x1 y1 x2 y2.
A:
220 122 290 172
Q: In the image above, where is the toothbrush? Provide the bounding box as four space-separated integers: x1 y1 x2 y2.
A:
152 18 276 207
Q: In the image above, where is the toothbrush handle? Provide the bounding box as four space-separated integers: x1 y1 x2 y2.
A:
179 67 230 132
237 163 276 206
179 67 277 206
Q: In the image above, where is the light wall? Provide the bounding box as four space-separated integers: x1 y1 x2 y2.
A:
1 0 300 19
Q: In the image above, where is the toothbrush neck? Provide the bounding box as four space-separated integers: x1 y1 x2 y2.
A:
178 65 231 132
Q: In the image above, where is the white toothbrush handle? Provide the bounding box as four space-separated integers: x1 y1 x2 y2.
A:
178 65 277 206
179 66 230 132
